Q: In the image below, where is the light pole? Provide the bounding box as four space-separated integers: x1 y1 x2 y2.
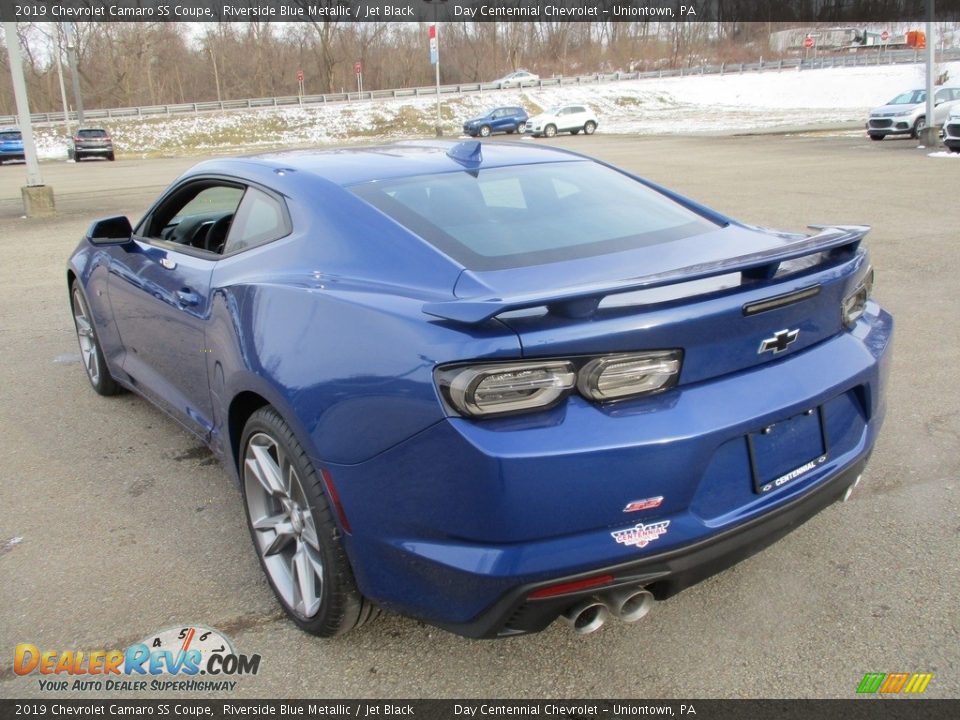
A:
4 22 55 216
425 0 447 137
63 22 84 127
920 0 938 147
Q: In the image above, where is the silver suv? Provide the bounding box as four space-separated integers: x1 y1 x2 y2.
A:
867 87 960 141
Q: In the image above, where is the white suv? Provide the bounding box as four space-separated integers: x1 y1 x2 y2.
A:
867 86 960 140
944 109 960 153
525 105 598 138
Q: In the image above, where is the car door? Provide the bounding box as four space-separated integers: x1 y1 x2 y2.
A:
108 179 244 438
491 110 510 133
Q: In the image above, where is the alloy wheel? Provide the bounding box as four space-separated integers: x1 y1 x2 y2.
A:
72 289 100 386
244 432 325 619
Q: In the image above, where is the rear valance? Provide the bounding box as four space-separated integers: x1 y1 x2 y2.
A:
422 225 868 324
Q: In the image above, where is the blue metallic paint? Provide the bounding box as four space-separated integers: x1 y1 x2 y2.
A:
67 141 892 637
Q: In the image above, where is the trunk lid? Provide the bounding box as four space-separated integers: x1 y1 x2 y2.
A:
433 224 868 385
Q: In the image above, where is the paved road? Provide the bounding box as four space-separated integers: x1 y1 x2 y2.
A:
0 134 957 699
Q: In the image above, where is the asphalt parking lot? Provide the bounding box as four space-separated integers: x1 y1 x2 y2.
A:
0 133 957 699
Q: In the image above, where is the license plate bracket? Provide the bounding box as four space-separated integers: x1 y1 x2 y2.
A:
747 407 829 495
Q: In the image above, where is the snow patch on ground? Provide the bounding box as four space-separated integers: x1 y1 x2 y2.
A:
27 61 960 159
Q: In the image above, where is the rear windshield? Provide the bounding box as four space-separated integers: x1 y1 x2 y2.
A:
350 161 718 270
78 129 108 138
0 131 21 141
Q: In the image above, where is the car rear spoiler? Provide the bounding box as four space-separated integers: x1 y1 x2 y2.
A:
422 225 868 324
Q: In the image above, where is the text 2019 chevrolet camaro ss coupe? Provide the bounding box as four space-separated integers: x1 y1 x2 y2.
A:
68 140 892 638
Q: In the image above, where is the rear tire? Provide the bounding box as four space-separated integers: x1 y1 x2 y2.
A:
544 124 557 138
70 280 122 396
584 121 597 135
240 406 377 637
107 152 115 161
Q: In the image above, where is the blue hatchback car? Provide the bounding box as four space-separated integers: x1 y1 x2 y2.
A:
0 127 24 164
68 141 892 638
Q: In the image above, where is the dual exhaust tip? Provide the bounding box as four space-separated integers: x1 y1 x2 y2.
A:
561 587 654 635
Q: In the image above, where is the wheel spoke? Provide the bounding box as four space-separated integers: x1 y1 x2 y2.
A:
247 441 285 496
292 541 322 617
300 513 320 551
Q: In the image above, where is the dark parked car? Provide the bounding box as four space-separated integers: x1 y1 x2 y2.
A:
69 128 115 161
0 127 24 164
68 140 891 639
462 107 529 137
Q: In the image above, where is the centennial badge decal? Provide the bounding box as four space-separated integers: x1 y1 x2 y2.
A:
611 520 670 549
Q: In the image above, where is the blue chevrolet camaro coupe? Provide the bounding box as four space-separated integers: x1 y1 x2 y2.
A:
68 140 892 638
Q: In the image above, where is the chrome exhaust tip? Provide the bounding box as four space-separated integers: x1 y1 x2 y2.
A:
607 587 655 623
843 474 863 502
562 598 609 635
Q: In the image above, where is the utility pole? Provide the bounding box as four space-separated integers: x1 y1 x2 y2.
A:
55 23 72 137
4 22 55 217
63 22 85 127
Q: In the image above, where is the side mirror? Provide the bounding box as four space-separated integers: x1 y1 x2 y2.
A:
86 215 132 245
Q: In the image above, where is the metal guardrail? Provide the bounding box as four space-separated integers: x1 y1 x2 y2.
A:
3 48 958 127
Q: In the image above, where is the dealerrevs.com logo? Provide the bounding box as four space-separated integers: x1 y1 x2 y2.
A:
14 625 261 693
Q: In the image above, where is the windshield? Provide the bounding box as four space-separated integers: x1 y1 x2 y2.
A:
0 131 22 141
887 90 925 105
350 161 719 271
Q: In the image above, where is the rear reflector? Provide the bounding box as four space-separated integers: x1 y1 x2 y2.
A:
320 468 352 534
527 574 615 600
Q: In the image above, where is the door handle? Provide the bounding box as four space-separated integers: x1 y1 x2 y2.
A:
176 289 200 307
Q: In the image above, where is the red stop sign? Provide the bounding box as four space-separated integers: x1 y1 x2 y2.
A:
355 61 362 75
881 30 890 41
296 69 304 82
803 36 815 49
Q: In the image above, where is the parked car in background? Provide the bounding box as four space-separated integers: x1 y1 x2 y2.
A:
943 109 960 153
525 105 598 138
462 107 529 137
494 70 539 88
0 127 24 164
67 140 891 639
866 87 960 140
69 128 115 161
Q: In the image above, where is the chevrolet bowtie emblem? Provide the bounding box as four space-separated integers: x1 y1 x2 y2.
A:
759 329 800 354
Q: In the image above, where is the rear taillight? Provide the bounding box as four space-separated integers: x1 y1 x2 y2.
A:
435 350 682 418
436 361 576 418
842 266 874 327
577 351 681 402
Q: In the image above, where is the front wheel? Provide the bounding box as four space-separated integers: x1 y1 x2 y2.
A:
70 281 121 396
107 152 115 161
584 121 597 135
241 407 377 636
868 134 884 141
478 125 491 138
544 124 557 138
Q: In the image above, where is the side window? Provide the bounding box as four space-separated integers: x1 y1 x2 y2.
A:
222 188 290 255
142 182 244 255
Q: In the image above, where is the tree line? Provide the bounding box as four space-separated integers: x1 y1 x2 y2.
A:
0 19 922 115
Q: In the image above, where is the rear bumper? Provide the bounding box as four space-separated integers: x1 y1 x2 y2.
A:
438 455 866 637
324 306 892 637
